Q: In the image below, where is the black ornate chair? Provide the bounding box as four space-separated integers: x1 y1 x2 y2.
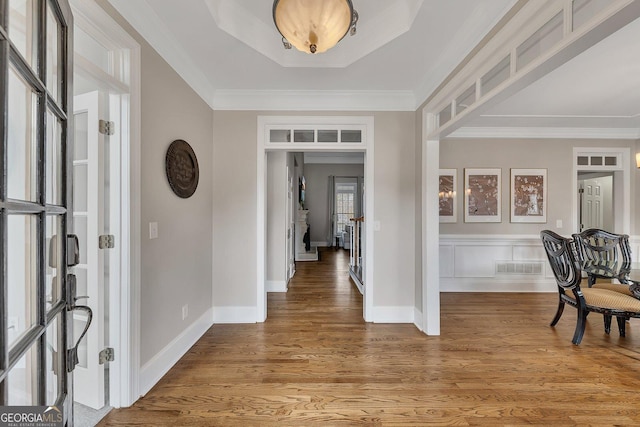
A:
572 228 632 295
541 230 640 344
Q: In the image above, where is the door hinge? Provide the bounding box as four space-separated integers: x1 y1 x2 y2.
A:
99 119 115 136
99 234 115 249
99 347 115 364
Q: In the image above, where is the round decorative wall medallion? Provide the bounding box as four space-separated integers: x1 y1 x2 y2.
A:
165 139 199 198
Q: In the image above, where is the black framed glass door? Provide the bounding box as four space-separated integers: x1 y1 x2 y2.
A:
1 0 74 423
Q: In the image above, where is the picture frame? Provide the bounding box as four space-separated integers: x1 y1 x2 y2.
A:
510 168 547 223
439 169 457 223
464 168 501 223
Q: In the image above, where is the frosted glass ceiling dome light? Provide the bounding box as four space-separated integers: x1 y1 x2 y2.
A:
273 0 358 54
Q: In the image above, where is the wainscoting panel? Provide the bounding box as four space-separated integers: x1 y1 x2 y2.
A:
439 245 455 278
454 244 512 278
631 236 640 262
440 235 556 292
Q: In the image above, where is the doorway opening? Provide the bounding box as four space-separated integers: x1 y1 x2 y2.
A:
578 171 614 232
258 116 375 322
572 147 631 234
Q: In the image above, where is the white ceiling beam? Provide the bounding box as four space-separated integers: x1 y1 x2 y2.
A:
424 0 640 139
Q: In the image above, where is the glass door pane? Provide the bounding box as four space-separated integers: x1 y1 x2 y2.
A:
7 341 39 406
8 0 38 68
7 215 38 349
46 2 61 102
46 109 64 205
7 65 38 202
45 314 64 406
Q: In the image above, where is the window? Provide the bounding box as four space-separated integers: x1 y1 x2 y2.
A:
335 182 357 234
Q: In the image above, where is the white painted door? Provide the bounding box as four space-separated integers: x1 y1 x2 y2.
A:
72 91 106 409
581 177 604 230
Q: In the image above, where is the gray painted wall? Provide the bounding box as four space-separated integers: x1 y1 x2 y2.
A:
303 163 364 244
440 138 638 236
372 113 416 307
212 111 258 308
139 39 213 366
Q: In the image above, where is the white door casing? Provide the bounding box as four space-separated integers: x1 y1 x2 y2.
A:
257 116 374 322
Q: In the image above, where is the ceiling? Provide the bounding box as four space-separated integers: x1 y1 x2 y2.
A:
106 0 640 139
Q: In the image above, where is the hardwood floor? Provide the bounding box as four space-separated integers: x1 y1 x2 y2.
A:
99 248 640 426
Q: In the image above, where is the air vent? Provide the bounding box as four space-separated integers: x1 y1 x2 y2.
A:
496 261 544 275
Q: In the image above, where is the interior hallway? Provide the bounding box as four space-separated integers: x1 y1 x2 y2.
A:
99 249 640 425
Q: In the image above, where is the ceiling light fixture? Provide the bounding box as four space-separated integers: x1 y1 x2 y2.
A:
273 0 358 54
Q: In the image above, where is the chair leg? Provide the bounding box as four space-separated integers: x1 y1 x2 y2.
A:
588 274 596 288
604 315 612 334
550 301 565 327
572 309 588 345
617 316 626 337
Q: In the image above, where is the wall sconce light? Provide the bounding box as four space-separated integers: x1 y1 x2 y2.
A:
636 152 640 168
273 0 358 54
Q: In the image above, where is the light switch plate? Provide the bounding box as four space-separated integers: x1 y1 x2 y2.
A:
149 222 159 239
556 220 562 229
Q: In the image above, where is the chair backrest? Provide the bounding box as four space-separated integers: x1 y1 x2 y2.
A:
572 228 631 265
540 230 582 290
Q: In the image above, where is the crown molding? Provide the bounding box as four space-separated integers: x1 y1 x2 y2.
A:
107 0 215 108
448 126 640 140
212 90 416 111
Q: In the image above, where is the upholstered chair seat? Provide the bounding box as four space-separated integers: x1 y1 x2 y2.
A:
591 282 634 297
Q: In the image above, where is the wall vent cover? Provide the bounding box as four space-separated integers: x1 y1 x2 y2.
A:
496 261 544 275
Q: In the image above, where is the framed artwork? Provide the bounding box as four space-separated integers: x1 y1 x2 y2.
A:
439 169 457 223
464 168 501 223
511 168 547 223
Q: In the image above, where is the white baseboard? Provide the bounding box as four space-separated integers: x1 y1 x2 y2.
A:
139 307 213 396
312 241 329 247
372 306 415 323
266 280 287 292
212 306 259 324
440 278 556 292
413 308 423 332
348 269 364 295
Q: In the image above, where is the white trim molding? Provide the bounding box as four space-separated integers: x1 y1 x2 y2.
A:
266 280 288 293
449 127 640 140
413 308 423 332
213 90 416 112
213 307 260 324
372 306 416 324
139 308 213 396
571 147 631 234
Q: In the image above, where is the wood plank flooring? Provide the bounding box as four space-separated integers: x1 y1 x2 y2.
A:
99 248 640 426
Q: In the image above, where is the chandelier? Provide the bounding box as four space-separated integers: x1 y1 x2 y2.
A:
273 0 358 54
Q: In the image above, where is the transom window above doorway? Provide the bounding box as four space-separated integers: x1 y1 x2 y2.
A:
576 152 621 169
268 127 363 144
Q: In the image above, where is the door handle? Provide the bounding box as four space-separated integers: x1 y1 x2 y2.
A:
65 273 93 372
67 305 93 372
